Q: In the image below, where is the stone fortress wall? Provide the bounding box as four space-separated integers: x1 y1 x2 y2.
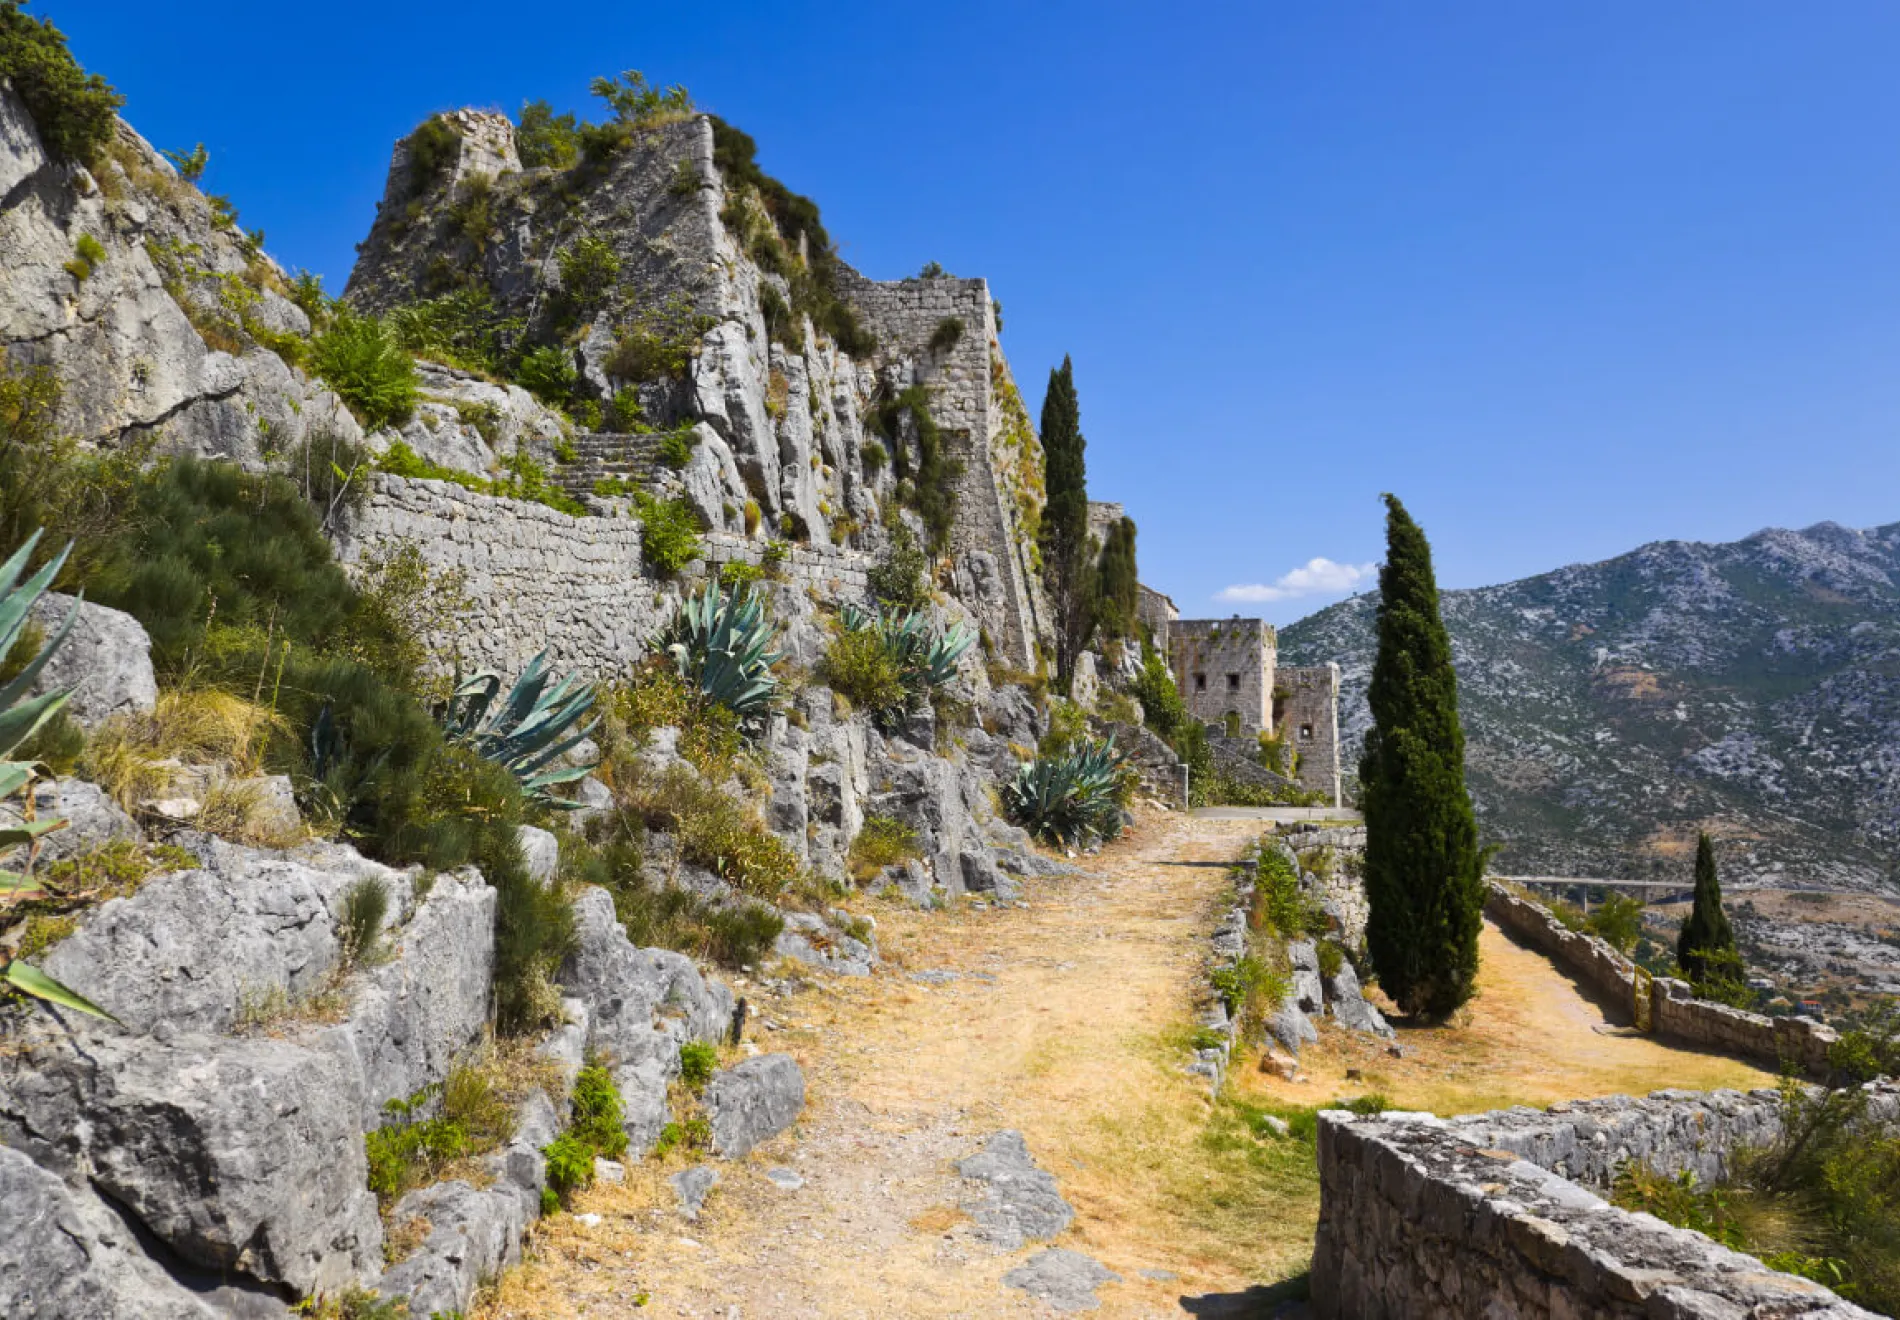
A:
1485 881 1837 1074
1170 618 1276 733
333 476 880 680
1313 1087 1895 1319
1277 663 1343 807
833 270 1047 669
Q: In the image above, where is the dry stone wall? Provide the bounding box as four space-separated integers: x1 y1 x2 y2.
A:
333 475 674 679
1485 881 1837 1074
1312 1091 1894 1319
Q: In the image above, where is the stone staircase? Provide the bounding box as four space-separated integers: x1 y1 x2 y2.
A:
553 432 667 499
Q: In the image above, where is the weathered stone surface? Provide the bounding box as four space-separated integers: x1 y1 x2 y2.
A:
517 824 560 886
557 887 734 1071
0 1026 381 1295
1002 1248 1121 1313
330 867 496 1125
0 775 140 864
1323 960 1393 1038
37 835 409 1034
957 1130 1074 1250
0 1145 234 1320
670 1165 719 1220
376 1179 526 1320
27 593 157 728
613 1057 673 1156
1311 1089 1898 1320
705 1053 805 1158
773 910 875 977
1268 997 1318 1056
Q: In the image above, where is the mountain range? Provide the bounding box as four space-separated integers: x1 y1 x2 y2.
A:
1279 520 1900 891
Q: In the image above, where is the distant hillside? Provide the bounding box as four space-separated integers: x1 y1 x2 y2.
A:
1280 521 1900 891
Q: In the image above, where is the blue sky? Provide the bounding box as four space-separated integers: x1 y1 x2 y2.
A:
46 1 1900 623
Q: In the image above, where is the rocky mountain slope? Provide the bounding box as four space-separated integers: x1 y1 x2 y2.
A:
1281 521 1900 890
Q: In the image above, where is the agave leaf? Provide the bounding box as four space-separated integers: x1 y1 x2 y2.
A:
0 868 46 898
0 688 72 760
0 582 78 714
3 959 117 1020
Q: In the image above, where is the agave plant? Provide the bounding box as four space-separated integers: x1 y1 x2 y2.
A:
1002 736 1129 847
839 604 975 694
437 650 600 807
0 532 113 1019
655 580 782 724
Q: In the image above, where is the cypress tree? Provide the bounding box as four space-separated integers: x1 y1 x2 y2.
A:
1093 516 1139 640
1359 494 1485 1019
1676 832 1735 982
1039 356 1093 685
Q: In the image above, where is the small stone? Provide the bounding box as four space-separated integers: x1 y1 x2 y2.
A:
1387 1044 1406 1059
593 1157 625 1185
1002 1247 1121 1313
1258 1115 1291 1138
576 1212 603 1228
763 1167 804 1191
670 1166 719 1220
1138 1268 1178 1282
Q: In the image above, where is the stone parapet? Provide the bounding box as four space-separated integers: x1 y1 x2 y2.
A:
1484 881 1837 1073
1313 1091 1893 1320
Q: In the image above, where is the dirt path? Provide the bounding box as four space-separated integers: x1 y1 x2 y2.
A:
479 810 1775 1320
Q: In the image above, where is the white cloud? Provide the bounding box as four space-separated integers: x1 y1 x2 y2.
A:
1216 558 1377 604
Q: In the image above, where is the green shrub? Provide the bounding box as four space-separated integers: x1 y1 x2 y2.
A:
720 561 764 590
1585 892 1646 954
0 1 123 165
516 100 579 169
633 766 803 900
678 1041 718 1090
541 1131 595 1200
1316 941 1345 980
633 493 702 575
868 386 960 551
364 1069 517 1206
557 236 621 318
65 232 105 281
860 440 887 474
590 69 693 123
569 1063 629 1160
656 427 697 469
310 312 418 430
385 287 520 376
1253 843 1329 939
866 522 927 609
515 344 578 405
404 115 462 196
847 814 921 882
821 625 906 722
928 317 963 354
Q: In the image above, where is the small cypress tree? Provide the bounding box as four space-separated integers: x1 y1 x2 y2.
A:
1093 516 1138 640
1359 494 1485 1019
1676 832 1736 983
1038 356 1093 685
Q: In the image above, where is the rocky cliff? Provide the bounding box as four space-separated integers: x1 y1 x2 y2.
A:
1282 521 1900 889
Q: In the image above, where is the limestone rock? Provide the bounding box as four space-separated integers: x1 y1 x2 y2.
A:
1323 960 1394 1039
0 776 140 865
957 1130 1074 1250
330 867 496 1125
376 1179 526 1320
1003 1248 1121 1314
773 911 874 978
670 1165 719 1220
0 1145 233 1320
614 1057 673 1156
37 835 408 1034
1268 997 1318 1056
0 1025 381 1295
705 1053 805 1158
517 824 560 886
557 886 734 1070
27 594 157 728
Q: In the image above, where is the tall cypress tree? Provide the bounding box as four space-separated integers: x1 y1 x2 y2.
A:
1360 494 1485 1019
1676 832 1735 982
1094 516 1139 640
1039 356 1093 685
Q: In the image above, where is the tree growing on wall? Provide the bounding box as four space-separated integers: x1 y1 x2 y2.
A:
1677 832 1738 984
1039 356 1093 687
1359 493 1485 1019
1093 516 1138 641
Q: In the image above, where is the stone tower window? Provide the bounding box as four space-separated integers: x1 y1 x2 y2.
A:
1226 673 1240 690
1194 673 1207 691
1300 723 1314 740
